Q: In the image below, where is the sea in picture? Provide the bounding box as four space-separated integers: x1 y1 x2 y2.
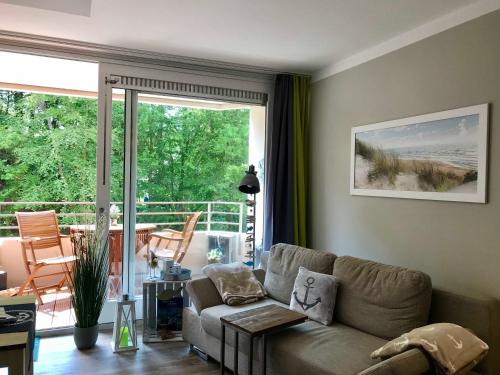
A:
354 114 479 193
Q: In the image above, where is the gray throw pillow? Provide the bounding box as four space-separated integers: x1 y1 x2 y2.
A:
290 267 338 325
264 243 337 304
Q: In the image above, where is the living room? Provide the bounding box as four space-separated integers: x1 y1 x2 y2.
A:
0 1 499 375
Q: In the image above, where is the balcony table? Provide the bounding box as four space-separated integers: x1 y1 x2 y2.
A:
69 223 157 275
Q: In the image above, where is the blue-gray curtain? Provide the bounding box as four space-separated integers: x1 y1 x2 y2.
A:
263 74 294 250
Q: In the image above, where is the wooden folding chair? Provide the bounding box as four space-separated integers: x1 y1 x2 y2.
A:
15 210 76 305
148 211 202 263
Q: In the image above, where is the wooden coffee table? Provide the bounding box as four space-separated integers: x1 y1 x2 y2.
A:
220 304 307 375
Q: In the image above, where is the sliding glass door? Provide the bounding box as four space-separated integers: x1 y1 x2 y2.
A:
96 64 268 323
97 85 140 322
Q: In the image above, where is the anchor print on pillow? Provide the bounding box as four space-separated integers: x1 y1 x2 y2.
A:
290 266 338 325
293 276 322 311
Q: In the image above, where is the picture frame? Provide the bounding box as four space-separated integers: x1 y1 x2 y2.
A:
350 104 489 203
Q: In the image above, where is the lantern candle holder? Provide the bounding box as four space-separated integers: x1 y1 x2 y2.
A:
112 294 138 353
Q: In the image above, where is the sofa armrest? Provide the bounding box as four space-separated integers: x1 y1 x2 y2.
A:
358 349 432 375
253 268 266 284
186 269 268 315
259 251 269 270
185 277 223 315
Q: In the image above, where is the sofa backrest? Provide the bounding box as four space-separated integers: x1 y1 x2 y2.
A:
333 256 432 340
263 243 337 304
429 288 500 375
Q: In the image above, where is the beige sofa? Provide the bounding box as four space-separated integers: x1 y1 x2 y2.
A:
183 244 500 375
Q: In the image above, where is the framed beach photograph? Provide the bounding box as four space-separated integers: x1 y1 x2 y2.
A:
350 104 489 203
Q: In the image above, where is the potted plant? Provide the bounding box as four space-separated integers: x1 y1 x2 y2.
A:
109 204 120 226
207 248 223 264
71 217 109 350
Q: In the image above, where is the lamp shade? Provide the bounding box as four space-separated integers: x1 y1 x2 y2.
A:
238 165 260 194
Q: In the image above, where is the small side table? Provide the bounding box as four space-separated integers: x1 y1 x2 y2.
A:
220 304 307 375
0 332 28 375
142 278 191 343
0 296 35 375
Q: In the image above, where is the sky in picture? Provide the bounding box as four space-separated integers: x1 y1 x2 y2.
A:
356 114 479 150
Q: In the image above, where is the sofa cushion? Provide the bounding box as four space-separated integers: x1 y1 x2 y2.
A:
333 256 432 340
267 320 386 375
264 243 337 304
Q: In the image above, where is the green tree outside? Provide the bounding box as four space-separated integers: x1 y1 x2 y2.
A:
0 90 249 234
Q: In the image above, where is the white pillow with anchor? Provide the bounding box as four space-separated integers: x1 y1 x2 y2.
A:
290 266 338 325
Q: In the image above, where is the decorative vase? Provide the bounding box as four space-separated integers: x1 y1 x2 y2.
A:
74 324 99 350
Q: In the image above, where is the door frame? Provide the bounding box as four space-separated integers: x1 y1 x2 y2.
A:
96 71 141 322
96 62 273 323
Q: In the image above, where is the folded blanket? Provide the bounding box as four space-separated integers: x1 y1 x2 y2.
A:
371 323 489 375
202 262 266 306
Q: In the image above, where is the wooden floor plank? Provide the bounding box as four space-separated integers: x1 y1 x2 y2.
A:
35 332 219 374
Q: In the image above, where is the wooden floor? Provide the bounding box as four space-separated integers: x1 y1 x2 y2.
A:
35 332 219 374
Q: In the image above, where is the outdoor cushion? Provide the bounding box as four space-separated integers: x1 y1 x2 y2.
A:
333 256 432 340
264 243 337 304
267 320 386 375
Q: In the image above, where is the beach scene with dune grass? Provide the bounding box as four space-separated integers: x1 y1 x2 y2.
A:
354 114 480 193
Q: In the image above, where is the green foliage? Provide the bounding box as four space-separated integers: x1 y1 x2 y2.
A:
0 92 97 203
0 90 250 233
71 217 109 328
133 103 249 203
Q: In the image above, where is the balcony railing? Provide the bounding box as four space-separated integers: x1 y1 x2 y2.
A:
0 201 244 235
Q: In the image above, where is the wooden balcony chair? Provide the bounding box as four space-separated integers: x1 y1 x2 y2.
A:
15 210 76 305
148 211 202 263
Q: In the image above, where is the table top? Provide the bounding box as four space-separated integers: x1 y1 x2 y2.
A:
220 304 307 336
69 223 156 232
0 332 28 349
143 278 191 285
0 296 35 306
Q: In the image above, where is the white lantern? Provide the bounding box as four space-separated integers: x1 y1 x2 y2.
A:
112 295 138 353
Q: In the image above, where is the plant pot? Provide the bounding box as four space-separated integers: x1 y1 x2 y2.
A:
74 324 99 350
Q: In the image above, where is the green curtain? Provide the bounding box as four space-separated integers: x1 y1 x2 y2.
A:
292 76 311 247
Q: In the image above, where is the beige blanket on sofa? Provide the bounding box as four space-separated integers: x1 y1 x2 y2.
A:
371 323 489 375
202 262 266 306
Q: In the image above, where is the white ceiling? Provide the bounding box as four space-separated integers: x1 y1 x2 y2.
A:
0 0 91 16
0 0 497 75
